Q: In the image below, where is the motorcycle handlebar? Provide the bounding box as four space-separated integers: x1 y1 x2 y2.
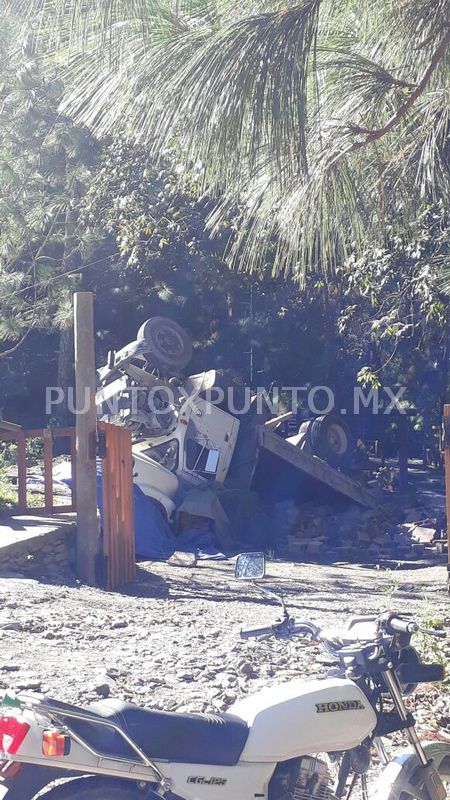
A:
241 614 446 646
240 625 276 639
384 615 446 639
385 616 419 635
240 620 321 641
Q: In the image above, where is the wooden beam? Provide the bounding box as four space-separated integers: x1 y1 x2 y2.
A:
0 419 21 432
74 292 99 585
264 411 295 430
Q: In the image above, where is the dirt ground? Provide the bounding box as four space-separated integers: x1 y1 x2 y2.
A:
0 556 448 734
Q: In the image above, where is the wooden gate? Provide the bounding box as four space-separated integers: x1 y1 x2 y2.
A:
99 421 135 590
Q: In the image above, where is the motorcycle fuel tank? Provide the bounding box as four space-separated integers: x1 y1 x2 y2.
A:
229 677 377 761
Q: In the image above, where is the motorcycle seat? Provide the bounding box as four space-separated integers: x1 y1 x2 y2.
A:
62 699 249 766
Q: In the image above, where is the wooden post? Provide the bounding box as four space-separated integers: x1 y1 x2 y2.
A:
16 431 27 513
43 429 53 513
74 292 98 585
444 405 450 593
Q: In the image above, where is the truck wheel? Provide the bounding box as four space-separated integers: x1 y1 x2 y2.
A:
137 317 192 372
304 415 354 470
32 775 148 799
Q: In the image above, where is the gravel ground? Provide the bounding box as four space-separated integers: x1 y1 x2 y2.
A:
0 556 449 798
0 557 448 722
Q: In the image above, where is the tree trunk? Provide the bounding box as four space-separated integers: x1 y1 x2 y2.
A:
56 326 74 425
322 283 338 394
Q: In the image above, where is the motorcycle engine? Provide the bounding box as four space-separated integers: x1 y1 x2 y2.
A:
269 756 337 800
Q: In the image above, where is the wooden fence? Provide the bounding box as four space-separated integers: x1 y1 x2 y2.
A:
0 427 76 514
99 421 135 590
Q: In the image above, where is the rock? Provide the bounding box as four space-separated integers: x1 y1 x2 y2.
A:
177 672 195 682
239 662 258 678
106 668 121 680
168 552 197 568
411 525 435 544
16 679 42 691
223 691 237 704
93 683 111 698
0 622 23 632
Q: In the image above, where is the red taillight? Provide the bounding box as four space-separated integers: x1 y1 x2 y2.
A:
0 716 30 755
42 731 70 757
0 759 22 779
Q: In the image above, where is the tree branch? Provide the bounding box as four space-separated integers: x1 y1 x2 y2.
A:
342 28 450 156
0 326 32 359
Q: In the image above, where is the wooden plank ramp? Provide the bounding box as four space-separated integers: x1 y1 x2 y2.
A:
258 428 377 508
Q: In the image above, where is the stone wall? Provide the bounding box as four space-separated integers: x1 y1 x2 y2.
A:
0 525 76 580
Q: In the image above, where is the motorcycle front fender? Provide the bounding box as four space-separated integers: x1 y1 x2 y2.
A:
370 751 413 799
371 743 449 800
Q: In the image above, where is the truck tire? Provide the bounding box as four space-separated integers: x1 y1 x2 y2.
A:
32 775 149 799
137 317 192 372
302 415 354 470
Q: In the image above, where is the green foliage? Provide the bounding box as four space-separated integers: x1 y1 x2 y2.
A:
0 36 101 353
12 0 450 277
0 8 447 438
357 368 382 390
338 208 450 434
0 438 45 510
82 139 342 389
0 439 44 469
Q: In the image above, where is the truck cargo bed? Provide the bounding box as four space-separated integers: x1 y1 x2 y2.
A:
228 426 376 509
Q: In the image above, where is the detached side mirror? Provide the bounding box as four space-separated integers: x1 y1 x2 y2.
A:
235 552 266 580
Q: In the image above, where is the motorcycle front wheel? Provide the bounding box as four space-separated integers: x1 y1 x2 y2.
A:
379 742 450 799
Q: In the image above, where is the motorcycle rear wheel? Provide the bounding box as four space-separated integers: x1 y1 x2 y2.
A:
32 775 148 799
382 742 450 799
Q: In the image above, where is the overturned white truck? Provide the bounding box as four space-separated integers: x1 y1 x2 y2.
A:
96 318 375 548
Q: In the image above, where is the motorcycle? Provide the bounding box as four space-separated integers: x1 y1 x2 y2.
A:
0 551 448 800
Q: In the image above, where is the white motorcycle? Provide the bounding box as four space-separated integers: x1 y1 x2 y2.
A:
0 552 448 800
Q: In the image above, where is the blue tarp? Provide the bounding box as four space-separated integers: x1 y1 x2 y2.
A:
106 478 226 560
59 461 225 561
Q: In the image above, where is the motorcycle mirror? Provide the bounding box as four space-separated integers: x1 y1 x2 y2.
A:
235 552 266 580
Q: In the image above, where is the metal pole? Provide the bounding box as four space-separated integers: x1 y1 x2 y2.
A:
74 292 98 585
